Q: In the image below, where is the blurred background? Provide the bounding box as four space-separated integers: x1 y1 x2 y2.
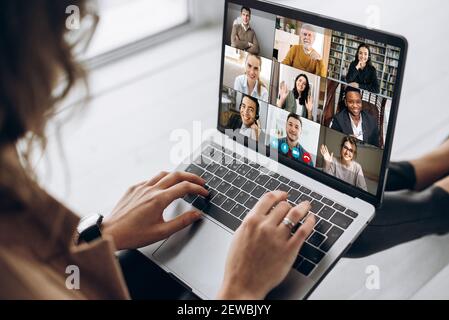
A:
35 0 449 300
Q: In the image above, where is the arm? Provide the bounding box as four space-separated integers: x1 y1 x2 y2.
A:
355 164 368 191
345 62 359 84
247 31 260 55
231 25 248 49
281 46 295 66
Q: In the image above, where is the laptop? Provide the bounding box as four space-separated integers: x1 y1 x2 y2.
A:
143 0 407 299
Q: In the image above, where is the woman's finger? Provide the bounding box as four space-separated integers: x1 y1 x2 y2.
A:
289 214 316 248
251 191 288 216
158 210 203 239
159 181 209 206
155 171 205 190
143 171 170 187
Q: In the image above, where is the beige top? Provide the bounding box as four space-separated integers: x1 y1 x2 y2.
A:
0 187 130 300
231 24 260 55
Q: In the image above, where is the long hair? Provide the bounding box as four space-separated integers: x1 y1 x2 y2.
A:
0 0 95 204
292 74 310 106
354 43 373 68
246 54 266 96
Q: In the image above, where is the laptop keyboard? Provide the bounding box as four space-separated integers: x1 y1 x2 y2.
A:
183 142 359 277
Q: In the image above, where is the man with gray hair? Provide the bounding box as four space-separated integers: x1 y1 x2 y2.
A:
282 23 325 77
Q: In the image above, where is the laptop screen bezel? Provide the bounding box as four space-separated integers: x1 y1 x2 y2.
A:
217 0 408 208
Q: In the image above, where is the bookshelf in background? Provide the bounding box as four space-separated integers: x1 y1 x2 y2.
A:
327 31 400 98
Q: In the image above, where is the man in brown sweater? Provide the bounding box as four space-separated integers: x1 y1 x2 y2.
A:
231 6 260 55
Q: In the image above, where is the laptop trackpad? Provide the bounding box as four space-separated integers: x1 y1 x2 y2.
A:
152 217 233 299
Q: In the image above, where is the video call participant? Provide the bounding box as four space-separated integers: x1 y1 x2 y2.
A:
320 137 368 191
228 95 264 142
231 6 260 55
234 53 268 102
345 43 380 94
331 86 380 147
277 113 314 166
282 24 325 77
277 74 314 120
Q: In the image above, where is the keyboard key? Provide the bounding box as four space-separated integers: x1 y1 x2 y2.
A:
278 176 290 184
203 203 241 231
322 197 334 207
320 226 344 252
227 161 241 172
249 162 260 169
315 220 332 234
345 209 359 219
270 172 280 179
206 162 220 174
310 192 323 201
232 175 247 188
240 209 250 220
251 186 267 199
310 200 324 214
207 188 219 200
223 171 238 183
308 232 326 247
296 259 316 276
201 172 214 183
237 164 251 176
217 181 231 193
215 166 229 178
207 177 222 189
222 199 237 212
242 181 257 193
298 194 312 203
245 169 260 180
318 206 335 220
192 196 208 211
255 175 270 186
235 191 250 204
300 186 311 194
287 190 301 203
230 204 246 218
289 181 301 189
293 256 304 269
277 183 291 193
299 243 325 264
183 194 197 204
226 186 240 199
244 197 258 209
265 178 280 191
185 164 204 177
194 156 211 168
333 203 346 212
330 212 353 230
211 193 226 206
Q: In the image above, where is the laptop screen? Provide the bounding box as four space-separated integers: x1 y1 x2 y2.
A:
218 0 407 205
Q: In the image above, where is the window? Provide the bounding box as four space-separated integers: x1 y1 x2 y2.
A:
82 0 190 65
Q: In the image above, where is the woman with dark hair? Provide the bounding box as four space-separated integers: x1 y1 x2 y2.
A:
320 136 368 191
345 43 380 94
277 74 314 120
0 0 315 299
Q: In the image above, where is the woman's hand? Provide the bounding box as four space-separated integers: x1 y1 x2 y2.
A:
217 191 315 300
305 95 314 120
277 81 289 108
320 145 334 164
102 171 209 250
356 61 366 70
349 82 360 88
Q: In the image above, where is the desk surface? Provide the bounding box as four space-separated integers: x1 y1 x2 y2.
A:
37 0 449 299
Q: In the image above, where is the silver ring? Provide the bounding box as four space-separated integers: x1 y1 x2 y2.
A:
282 217 296 230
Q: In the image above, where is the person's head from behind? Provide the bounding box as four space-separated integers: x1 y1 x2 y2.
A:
0 0 93 175
300 24 316 50
241 6 251 25
340 136 358 163
293 74 310 105
240 95 259 127
286 113 302 145
355 43 372 67
245 54 262 83
344 86 363 118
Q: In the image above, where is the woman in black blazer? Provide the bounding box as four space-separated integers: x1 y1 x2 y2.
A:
345 43 380 94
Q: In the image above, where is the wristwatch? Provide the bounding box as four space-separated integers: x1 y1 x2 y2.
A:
76 214 104 244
